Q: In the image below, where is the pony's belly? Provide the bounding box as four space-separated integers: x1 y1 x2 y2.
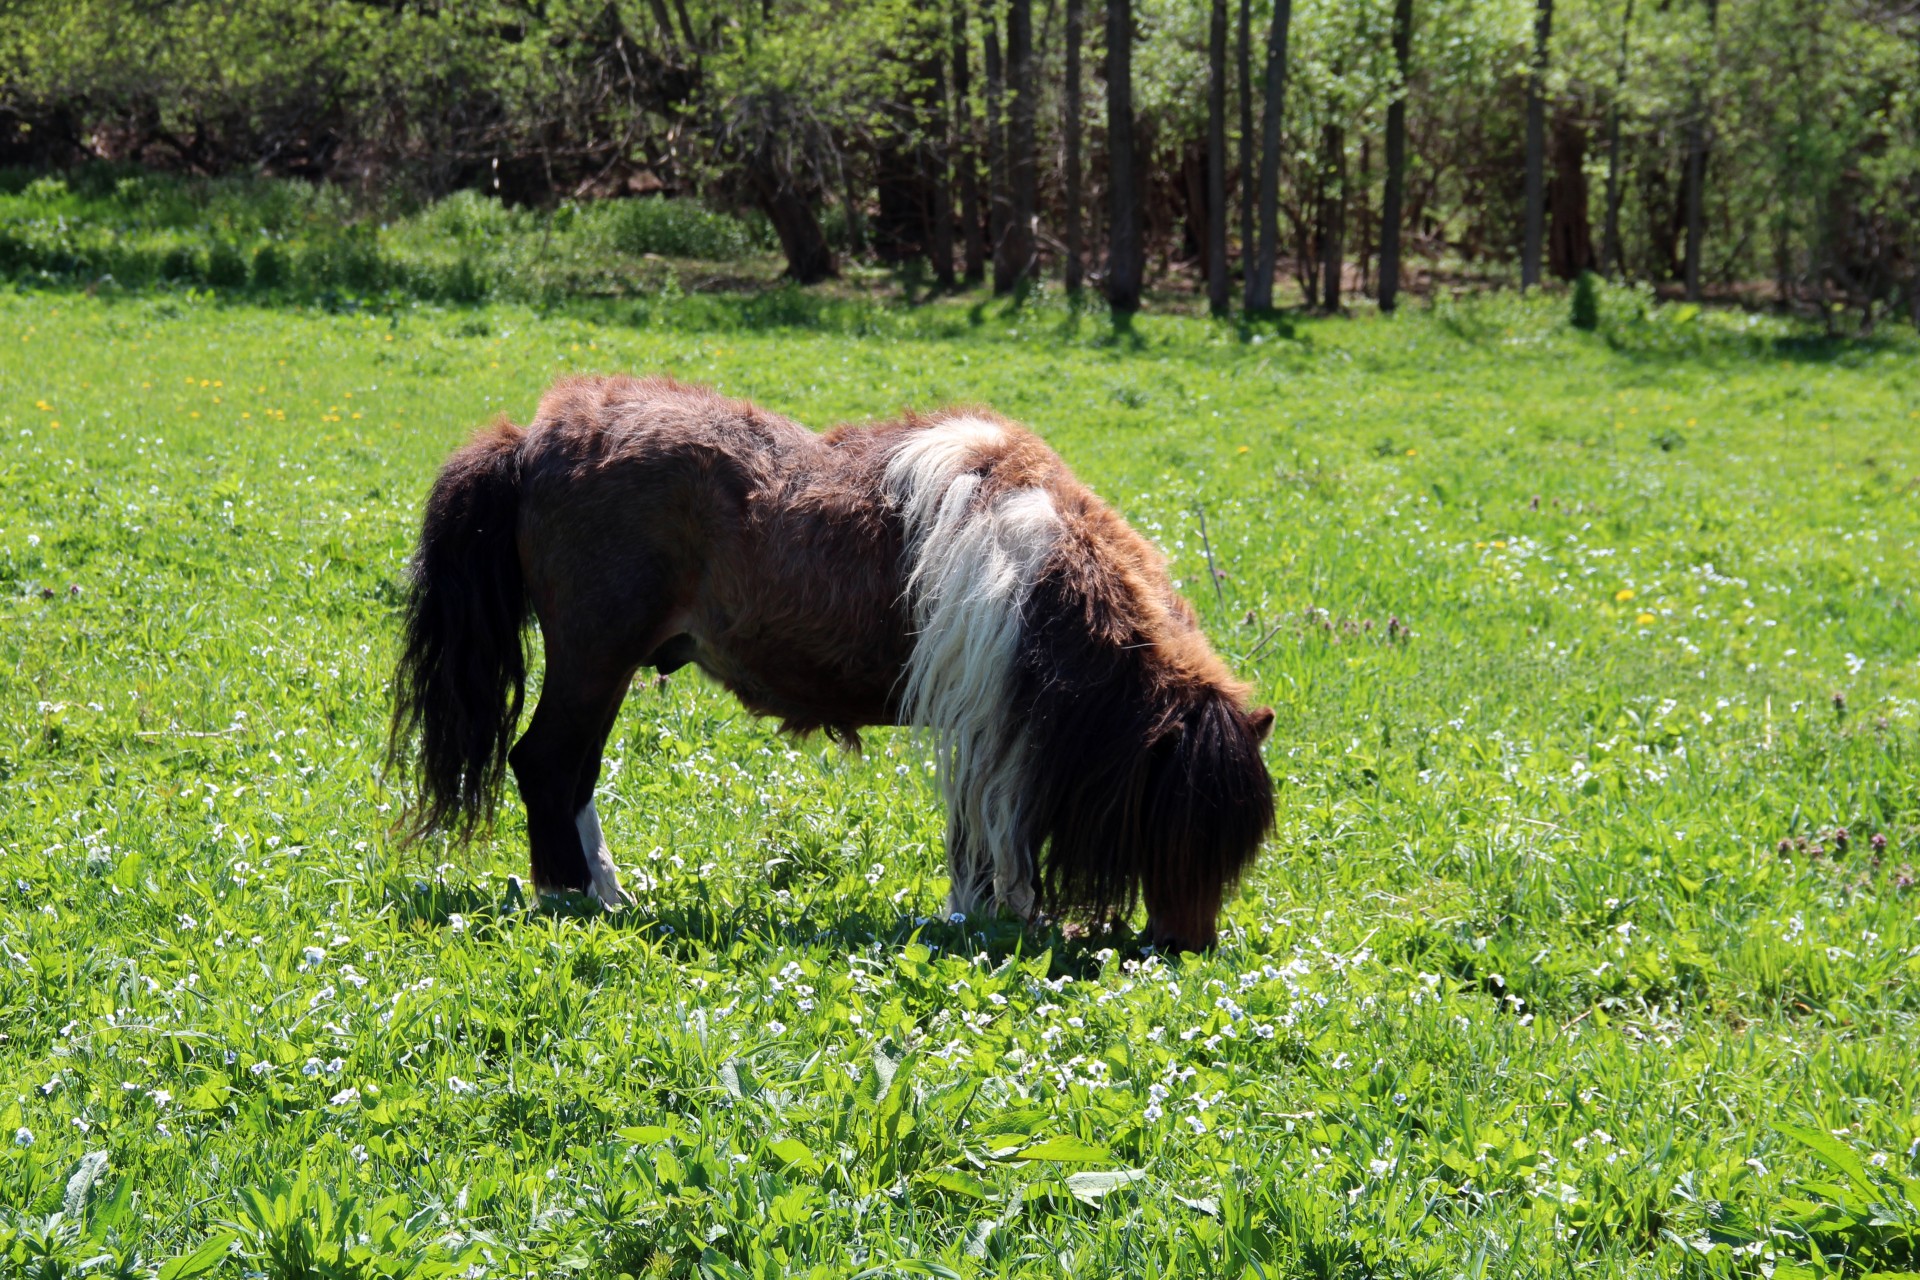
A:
685 634 903 735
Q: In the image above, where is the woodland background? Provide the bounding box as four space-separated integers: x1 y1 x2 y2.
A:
1 0 1916 325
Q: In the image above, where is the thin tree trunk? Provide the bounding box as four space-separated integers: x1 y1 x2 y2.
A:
1600 0 1632 279
1002 0 1036 293
1521 0 1552 290
1682 0 1716 301
1357 135 1372 296
842 163 866 258
1207 0 1229 315
1064 0 1084 294
1249 0 1294 312
1237 0 1253 298
930 27 956 288
1378 0 1411 312
984 4 1009 293
1318 118 1344 310
1106 0 1142 313
953 2 985 284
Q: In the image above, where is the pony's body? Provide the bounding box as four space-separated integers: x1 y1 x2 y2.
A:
391 377 1274 950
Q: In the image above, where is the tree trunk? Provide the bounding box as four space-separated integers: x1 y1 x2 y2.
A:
841 163 866 258
952 2 985 285
1682 0 1717 301
930 32 956 288
1357 135 1372 296
1237 0 1254 298
1106 0 1142 314
1001 0 1036 294
1064 0 1084 295
1378 0 1411 312
1317 118 1345 310
1600 0 1632 278
1206 0 1230 315
1548 114 1595 279
1181 137 1208 268
1521 0 1552 290
1249 0 1293 312
756 175 837 284
984 4 1009 293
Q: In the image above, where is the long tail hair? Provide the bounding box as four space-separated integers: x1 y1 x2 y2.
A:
387 419 529 841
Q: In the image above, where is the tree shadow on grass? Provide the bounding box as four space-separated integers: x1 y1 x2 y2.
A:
1596 316 1911 370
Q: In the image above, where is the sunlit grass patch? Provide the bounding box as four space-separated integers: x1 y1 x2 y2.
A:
1 288 1917 1277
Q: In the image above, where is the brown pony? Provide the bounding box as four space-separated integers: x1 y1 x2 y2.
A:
388 377 1274 951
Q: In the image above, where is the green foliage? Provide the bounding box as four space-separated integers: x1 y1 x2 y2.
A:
1571 270 1601 330
0 286 1917 1277
588 198 770 261
0 172 769 304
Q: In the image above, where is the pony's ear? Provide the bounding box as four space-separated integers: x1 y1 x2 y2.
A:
1249 706 1276 744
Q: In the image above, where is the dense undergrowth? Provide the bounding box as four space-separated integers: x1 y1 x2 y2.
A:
0 168 773 306
0 278 1917 1278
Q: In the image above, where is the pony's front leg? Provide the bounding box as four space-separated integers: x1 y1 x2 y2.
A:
942 822 996 922
942 820 1038 924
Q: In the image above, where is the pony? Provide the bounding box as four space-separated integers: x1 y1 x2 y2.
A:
388 376 1275 951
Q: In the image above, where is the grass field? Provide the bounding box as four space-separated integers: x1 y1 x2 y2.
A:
2 282 1918 1279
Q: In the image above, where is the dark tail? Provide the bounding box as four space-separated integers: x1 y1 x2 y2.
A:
388 418 529 841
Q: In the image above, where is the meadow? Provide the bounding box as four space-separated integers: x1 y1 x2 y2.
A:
1 279 1917 1279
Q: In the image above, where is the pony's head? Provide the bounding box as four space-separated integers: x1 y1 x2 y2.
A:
1134 688 1275 951
1020 561 1277 952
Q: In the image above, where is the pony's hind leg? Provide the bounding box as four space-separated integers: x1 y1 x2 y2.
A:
571 690 634 907
509 654 632 904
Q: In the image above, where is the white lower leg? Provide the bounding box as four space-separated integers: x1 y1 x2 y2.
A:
574 802 631 907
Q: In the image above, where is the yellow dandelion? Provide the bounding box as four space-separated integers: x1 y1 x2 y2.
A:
1237 445 1250 454
49 421 60 429
212 380 222 388
1615 588 1635 602
1406 447 1418 456
34 399 51 411
1492 539 1507 548
1475 541 1488 549
1636 612 1655 625
1686 418 1697 426
241 412 251 420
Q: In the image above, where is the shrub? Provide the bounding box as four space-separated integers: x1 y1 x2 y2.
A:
251 243 288 289
420 190 529 246
160 244 202 282
1571 271 1600 331
207 241 248 288
594 197 763 260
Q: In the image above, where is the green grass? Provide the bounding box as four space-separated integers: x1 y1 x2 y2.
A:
1 280 1918 1279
